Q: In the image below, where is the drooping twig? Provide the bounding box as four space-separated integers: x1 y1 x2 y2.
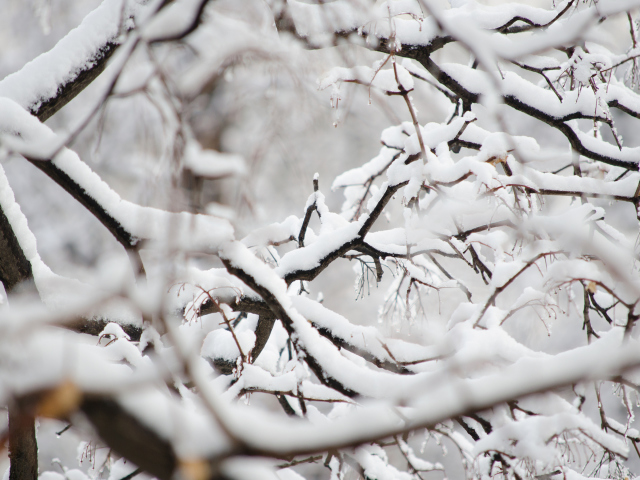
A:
298 175 320 248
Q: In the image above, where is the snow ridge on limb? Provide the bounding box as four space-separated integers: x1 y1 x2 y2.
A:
282 0 640 170
0 0 147 121
291 296 434 374
0 98 234 255
276 181 407 285
0 0 214 123
0 165 34 292
112 327 638 459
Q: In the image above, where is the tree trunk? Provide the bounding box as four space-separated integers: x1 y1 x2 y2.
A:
8 406 37 480
0 206 38 480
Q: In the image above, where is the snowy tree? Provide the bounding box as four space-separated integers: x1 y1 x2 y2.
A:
4 0 640 479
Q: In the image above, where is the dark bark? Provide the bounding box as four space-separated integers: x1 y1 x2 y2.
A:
310 324 411 375
147 0 211 43
277 395 297 417
0 206 38 480
282 182 407 286
417 56 640 171
81 397 177 480
67 317 142 341
219 292 413 375
21 10 139 253
222 257 360 398
28 0 213 121
31 41 119 122
25 161 140 251
252 315 276 361
0 207 33 292
201 296 275 318
8 405 37 480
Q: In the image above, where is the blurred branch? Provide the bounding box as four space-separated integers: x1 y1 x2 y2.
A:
0 201 37 480
80 396 177 480
67 318 142 342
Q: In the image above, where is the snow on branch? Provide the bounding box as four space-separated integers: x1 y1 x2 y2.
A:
0 0 148 121
0 98 234 254
7 1 640 480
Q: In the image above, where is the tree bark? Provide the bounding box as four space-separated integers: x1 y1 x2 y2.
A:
81 397 177 480
0 206 38 480
0 207 33 292
8 406 37 480
31 42 118 123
